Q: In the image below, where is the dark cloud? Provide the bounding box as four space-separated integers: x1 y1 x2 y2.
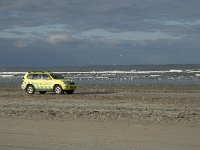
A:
0 36 199 66
1 0 200 31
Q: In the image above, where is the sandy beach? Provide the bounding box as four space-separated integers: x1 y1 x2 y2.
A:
0 83 200 149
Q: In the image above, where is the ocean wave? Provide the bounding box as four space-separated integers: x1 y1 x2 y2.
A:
0 69 199 75
0 69 200 84
0 75 14 78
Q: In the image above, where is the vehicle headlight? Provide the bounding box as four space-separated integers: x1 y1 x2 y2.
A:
63 81 70 85
64 81 75 85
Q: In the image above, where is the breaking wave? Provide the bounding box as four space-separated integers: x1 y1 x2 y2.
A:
1 67 200 84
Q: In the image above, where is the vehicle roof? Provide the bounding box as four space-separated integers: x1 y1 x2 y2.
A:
27 71 52 74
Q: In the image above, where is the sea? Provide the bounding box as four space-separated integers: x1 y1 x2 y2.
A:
1 64 200 84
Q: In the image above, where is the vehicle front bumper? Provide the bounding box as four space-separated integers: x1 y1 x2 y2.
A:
62 84 76 91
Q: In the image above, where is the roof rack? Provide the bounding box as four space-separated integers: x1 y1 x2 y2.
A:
28 71 52 73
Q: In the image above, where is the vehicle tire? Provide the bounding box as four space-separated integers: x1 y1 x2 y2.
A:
39 91 46 94
54 85 63 94
26 85 35 94
66 90 74 94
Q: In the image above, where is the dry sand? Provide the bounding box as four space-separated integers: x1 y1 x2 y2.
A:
0 83 200 150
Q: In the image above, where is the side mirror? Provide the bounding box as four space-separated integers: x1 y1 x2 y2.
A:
47 77 52 80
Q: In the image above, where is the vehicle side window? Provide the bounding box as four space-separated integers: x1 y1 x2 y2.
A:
27 74 33 79
42 74 50 80
33 74 42 79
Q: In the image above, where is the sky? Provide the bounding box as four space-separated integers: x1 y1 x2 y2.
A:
0 0 200 67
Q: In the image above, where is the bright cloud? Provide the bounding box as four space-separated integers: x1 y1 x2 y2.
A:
0 24 70 40
48 34 74 43
162 20 200 26
78 29 183 42
14 41 27 48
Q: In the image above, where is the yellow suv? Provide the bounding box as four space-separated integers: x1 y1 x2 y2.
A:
21 71 76 94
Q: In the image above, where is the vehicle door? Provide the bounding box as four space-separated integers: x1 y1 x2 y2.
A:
32 74 43 90
41 74 54 90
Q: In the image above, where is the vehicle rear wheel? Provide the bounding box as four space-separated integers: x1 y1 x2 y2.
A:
39 91 46 94
26 85 35 94
66 90 74 94
54 85 63 94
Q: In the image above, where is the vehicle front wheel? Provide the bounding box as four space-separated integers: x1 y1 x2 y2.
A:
26 85 35 94
66 90 74 94
39 91 46 94
54 85 63 94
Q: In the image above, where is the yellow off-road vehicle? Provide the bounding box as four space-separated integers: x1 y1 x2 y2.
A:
21 71 76 94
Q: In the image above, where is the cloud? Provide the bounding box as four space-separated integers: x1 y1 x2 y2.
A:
0 24 70 38
48 34 74 44
161 20 200 26
1 0 200 66
14 40 27 48
78 29 183 42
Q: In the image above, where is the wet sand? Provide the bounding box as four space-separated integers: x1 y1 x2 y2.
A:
0 83 200 149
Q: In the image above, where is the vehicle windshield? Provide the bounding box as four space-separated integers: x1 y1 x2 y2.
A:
50 73 65 79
